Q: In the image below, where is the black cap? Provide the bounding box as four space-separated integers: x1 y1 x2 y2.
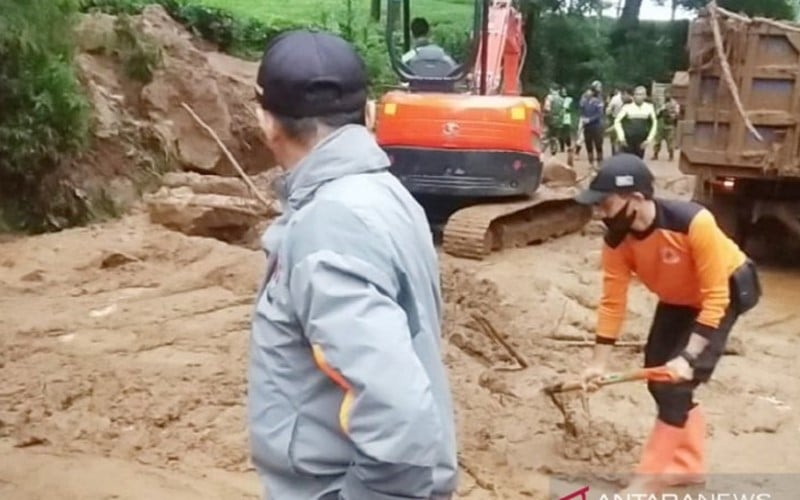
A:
575 154 655 205
256 30 368 118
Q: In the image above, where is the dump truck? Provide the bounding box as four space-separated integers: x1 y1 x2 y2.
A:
651 81 670 109
678 5 800 248
671 71 689 110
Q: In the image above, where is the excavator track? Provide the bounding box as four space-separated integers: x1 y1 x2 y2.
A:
441 184 593 260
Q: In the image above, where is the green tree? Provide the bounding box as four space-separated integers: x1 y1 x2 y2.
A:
0 0 90 230
656 0 798 20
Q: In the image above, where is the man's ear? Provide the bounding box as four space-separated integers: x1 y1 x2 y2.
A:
257 107 276 144
629 191 647 202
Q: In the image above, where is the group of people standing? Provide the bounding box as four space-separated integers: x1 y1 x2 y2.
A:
543 80 682 168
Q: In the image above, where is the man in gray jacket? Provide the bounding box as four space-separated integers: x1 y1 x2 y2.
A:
249 29 458 500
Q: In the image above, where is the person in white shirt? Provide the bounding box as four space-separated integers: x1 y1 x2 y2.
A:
607 88 626 154
613 86 658 159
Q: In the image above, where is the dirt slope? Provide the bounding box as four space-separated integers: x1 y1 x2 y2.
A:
1 157 799 499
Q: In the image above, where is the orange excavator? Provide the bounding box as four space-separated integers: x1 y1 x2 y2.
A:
373 0 591 260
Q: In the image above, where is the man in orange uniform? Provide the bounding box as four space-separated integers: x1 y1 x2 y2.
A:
574 154 762 494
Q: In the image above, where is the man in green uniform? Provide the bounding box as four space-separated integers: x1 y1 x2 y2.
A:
559 87 574 164
653 91 681 161
544 85 565 155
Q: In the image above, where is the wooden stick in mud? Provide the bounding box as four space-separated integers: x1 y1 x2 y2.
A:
180 102 273 210
550 339 744 355
458 457 496 492
708 1 763 142
471 313 529 369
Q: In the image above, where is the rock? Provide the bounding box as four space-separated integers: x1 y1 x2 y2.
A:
145 187 276 243
141 69 232 173
100 251 140 269
75 13 117 54
161 172 251 198
543 158 578 186
20 270 46 282
136 5 274 176
730 397 791 435
104 178 139 209
76 54 126 139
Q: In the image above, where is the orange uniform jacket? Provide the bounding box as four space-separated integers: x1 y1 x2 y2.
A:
597 198 747 343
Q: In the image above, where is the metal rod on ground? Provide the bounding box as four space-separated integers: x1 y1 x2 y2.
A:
551 339 744 355
180 102 273 210
708 1 763 142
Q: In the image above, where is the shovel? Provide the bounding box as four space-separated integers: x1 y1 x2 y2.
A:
543 365 679 395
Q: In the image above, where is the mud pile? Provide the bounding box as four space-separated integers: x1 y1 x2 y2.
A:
0 216 263 473
439 258 645 496
441 263 522 368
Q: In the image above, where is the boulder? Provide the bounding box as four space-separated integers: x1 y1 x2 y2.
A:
145 186 276 244
543 158 578 186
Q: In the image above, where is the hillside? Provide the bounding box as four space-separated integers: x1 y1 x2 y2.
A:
198 0 474 23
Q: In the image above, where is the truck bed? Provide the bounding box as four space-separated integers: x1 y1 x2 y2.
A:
678 9 800 180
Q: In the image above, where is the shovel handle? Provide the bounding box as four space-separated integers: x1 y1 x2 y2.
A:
544 365 678 395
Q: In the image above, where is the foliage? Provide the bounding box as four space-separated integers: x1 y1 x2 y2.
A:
0 0 91 230
81 0 291 58
665 0 798 20
77 0 700 100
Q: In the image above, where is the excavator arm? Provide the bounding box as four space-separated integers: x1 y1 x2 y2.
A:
471 0 526 96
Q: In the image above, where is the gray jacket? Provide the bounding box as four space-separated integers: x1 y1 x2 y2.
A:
402 41 457 78
248 125 458 500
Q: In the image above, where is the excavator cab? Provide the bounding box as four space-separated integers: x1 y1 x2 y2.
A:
383 0 481 92
373 0 592 259
377 0 541 198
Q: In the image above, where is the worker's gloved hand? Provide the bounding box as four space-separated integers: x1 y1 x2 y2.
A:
665 355 694 382
580 362 606 393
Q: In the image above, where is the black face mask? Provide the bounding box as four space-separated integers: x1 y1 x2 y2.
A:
602 201 637 248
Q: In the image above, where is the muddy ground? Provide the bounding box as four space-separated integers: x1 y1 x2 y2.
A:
1 151 799 499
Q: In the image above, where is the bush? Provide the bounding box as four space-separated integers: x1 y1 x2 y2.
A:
0 0 91 230
79 0 404 93
80 0 320 59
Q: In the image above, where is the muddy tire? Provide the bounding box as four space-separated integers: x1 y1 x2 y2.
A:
691 176 747 245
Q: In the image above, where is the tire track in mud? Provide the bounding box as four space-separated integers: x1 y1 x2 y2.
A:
0 220 262 475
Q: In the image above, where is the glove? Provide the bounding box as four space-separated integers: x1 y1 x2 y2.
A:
580 362 606 393
666 353 694 382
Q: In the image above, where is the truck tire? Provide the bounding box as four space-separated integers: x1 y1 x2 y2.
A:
691 178 747 245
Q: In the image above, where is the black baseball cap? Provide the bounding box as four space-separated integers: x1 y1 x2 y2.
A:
256 30 368 118
574 154 655 205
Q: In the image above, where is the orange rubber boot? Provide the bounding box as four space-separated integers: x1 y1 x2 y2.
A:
620 419 684 495
664 406 707 487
